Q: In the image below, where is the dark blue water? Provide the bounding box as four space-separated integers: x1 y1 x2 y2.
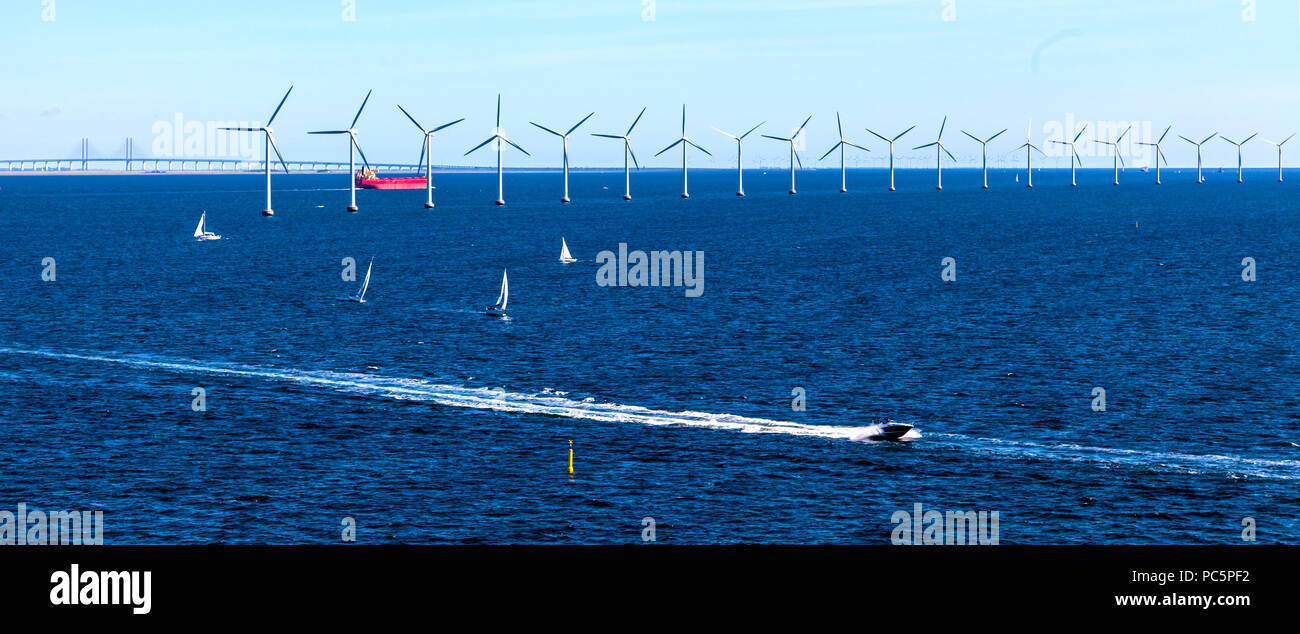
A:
1 166 1297 544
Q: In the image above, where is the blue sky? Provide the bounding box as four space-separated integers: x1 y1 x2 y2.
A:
3 0 1300 168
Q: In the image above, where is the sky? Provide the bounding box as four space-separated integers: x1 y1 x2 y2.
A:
3 0 1300 169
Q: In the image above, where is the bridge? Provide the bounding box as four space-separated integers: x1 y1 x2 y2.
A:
0 137 434 173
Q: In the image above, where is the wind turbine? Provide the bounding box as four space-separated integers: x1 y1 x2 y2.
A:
712 121 764 196
819 112 869 193
865 125 915 191
1218 133 1256 183
1137 125 1171 185
592 107 645 201
308 89 373 212
531 112 595 203
1263 134 1295 182
913 116 956 190
762 115 812 195
1092 125 1131 186
1178 131 1216 183
465 94 530 206
397 104 464 208
1014 120 1045 188
1049 123 1088 186
655 105 711 199
961 127 1006 189
219 86 292 216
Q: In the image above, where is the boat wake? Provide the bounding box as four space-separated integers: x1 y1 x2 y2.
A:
0 347 909 443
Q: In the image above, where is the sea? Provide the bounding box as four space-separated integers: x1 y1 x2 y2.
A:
0 166 1297 544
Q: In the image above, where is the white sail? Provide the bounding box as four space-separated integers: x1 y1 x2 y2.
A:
559 237 573 262
357 259 373 302
496 269 509 310
194 212 206 238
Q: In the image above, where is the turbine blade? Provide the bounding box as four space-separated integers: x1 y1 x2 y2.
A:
687 139 712 156
1283 133 1297 145
655 139 684 157
417 139 426 169
938 115 947 139
961 130 980 144
307 130 349 135
866 129 890 143
1159 148 1168 165
432 118 465 133
1158 125 1171 143
396 104 427 134
350 89 372 130
1203 132 1217 144
913 142 937 150
819 143 841 161
794 149 803 169
627 107 647 135
592 133 625 139
496 94 501 128
266 86 293 126
988 128 1007 142
794 115 812 138
836 112 843 139
219 127 261 131
1219 135 1235 145
761 134 790 142
566 112 595 136
740 121 765 140
531 122 562 137
1073 123 1088 143
894 125 915 142
845 142 870 152
351 134 371 170
942 146 956 162
1178 135 1195 145
712 126 739 140
465 136 497 156
1117 125 1131 143
681 104 686 136
266 132 289 173
502 136 529 156
1243 133 1257 144
626 140 640 169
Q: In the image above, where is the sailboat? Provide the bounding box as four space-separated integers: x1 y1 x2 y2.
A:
193 211 221 241
485 269 508 317
559 237 576 264
347 257 373 303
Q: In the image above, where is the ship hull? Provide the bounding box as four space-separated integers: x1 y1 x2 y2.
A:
355 177 426 190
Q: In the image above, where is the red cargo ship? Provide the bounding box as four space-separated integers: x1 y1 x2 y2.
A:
354 168 425 190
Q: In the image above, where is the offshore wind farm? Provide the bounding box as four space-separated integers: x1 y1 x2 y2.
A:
2 0 1299 554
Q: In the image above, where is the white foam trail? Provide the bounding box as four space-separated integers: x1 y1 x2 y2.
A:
0 348 896 442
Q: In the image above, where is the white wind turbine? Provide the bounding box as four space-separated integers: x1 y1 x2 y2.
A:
711 121 764 196
961 127 1006 189
1014 120 1045 188
219 86 293 216
1218 133 1257 183
1136 125 1172 185
531 112 595 203
397 104 464 208
465 94 530 206
656 105 712 199
913 116 956 190
1050 123 1088 187
308 89 373 212
1092 125 1131 186
592 107 646 201
762 115 813 195
865 125 915 191
1178 132 1216 183
1263 134 1295 182
819 112 869 193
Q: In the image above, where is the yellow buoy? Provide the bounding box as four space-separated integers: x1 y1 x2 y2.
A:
567 439 574 474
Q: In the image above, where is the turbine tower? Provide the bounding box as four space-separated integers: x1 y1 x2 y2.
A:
219 86 292 216
712 121 764 196
1092 125 1131 186
913 116 956 190
592 107 646 201
1178 132 1217 183
865 125 915 191
397 104 464 208
1014 120 1044 188
1136 125 1172 185
655 105 711 199
761 115 812 195
1218 133 1256 183
819 112 869 193
1049 123 1088 187
308 89 373 212
465 94 530 206
961 127 1006 189
531 112 595 203
1263 134 1295 182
